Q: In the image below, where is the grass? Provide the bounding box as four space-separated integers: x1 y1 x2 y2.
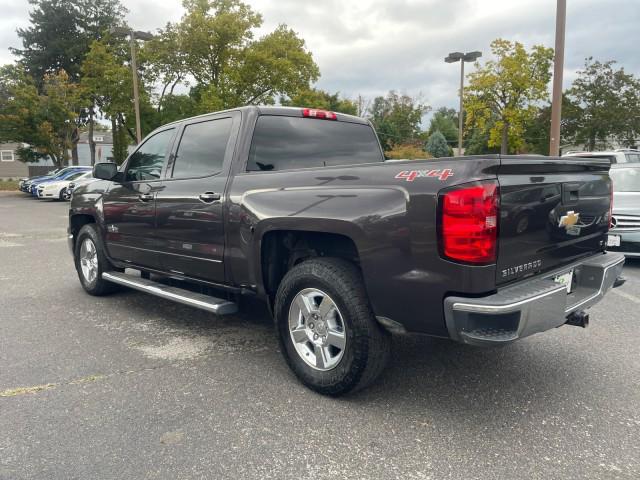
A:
0 179 20 191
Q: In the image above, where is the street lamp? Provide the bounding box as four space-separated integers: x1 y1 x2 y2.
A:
445 50 482 156
110 27 155 144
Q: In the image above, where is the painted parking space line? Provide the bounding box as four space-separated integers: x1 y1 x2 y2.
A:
612 288 640 305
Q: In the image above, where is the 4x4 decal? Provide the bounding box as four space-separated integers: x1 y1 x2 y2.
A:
395 169 454 182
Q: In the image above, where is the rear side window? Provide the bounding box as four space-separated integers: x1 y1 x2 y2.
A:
625 153 640 163
172 118 233 179
247 116 383 172
125 128 175 182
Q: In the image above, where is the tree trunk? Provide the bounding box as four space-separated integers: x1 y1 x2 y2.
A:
111 117 118 163
501 122 509 155
88 105 96 166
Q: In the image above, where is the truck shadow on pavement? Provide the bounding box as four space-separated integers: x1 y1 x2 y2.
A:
105 284 610 419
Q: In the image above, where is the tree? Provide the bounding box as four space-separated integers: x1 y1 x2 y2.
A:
280 88 358 115
427 107 458 146
425 131 451 158
0 67 81 167
81 40 138 164
12 0 127 83
144 0 319 113
563 58 640 150
11 0 127 163
464 39 553 154
368 91 430 151
385 143 431 160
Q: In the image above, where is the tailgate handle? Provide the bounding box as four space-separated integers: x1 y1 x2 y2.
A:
562 183 580 206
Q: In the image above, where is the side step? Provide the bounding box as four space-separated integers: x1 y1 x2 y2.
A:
102 271 238 315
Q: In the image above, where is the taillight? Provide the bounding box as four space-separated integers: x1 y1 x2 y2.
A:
302 108 337 120
439 181 499 265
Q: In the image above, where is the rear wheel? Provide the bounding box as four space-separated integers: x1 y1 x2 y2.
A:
74 224 118 296
274 258 391 396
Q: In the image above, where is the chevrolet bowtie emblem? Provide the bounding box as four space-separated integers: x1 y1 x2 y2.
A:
559 211 580 228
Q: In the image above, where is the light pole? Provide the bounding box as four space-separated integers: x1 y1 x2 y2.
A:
110 27 154 144
549 0 567 156
445 51 482 156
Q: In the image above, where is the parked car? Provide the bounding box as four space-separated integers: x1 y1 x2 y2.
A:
607 164 640 257
18 168 60 192
21 166 88 194
37 171 93 200
564 149 640 164
69 106 624 395
66 172 98 200
29 167 91 196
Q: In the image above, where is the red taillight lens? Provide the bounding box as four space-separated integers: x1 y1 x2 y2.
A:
439 181 499 264
302 108 337 120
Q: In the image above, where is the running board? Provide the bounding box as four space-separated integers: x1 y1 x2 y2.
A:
102 271 238 315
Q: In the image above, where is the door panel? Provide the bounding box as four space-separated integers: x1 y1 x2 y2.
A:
154 114 238 283
102 127 176 269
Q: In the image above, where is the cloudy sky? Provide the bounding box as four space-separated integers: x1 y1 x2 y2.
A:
1 0 639 112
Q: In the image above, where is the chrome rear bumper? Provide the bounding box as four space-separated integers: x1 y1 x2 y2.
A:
444 252 625 346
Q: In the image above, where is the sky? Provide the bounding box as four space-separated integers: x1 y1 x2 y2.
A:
1 0 639 114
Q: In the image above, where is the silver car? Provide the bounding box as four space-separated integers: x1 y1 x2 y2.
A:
608 164 640 258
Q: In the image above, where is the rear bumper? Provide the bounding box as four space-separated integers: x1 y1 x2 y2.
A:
444 252 625 346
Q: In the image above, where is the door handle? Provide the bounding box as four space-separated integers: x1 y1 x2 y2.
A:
138 193 154 202
199 192 221 203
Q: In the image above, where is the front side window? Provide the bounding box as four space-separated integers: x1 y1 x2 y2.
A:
247 116 383 172
171 118 233 179
125 128 175 182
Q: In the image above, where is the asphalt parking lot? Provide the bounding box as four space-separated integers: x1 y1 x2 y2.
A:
1 192 639 480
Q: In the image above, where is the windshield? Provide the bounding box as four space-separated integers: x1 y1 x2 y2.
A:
610 168 640 192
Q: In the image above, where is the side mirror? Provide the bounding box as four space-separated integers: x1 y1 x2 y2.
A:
93 162 118 181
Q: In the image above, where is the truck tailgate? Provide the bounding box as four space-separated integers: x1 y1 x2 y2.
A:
497 156 611 285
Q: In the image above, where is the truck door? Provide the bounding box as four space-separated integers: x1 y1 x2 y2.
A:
102 127 176 270
154 112 240 283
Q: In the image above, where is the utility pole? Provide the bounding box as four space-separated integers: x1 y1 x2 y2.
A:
129 29 142 144
549 0 567 156
109 27 154 145
445 51 482 156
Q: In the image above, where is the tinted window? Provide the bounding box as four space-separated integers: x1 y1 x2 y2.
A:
247 116 383 172
610 168 640 192
125 129 174 182
171 118 232 179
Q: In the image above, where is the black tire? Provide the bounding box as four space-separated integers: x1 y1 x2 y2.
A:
274 258 391 396
58 188 66 201
74 224 118 296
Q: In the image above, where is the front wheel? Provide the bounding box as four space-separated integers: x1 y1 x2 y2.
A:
274 258 391 396
61 187 71 201
74 224 118 296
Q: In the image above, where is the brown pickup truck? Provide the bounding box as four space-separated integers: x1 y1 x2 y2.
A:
68 106 625 395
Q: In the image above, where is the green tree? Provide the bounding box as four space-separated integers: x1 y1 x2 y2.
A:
427 107 458 146
563 58 640 150
425 131 451 158
465 39 553 154
368 91 430 151
280 88 358 115
144 0 319 113
81 40 139 163
12 0 127 82
0 67 81 167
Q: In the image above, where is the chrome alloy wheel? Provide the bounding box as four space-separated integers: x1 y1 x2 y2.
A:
288 288 346 371
79 238 99 284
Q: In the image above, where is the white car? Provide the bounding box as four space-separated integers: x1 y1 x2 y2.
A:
37 171 93 201
563 149 640 164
